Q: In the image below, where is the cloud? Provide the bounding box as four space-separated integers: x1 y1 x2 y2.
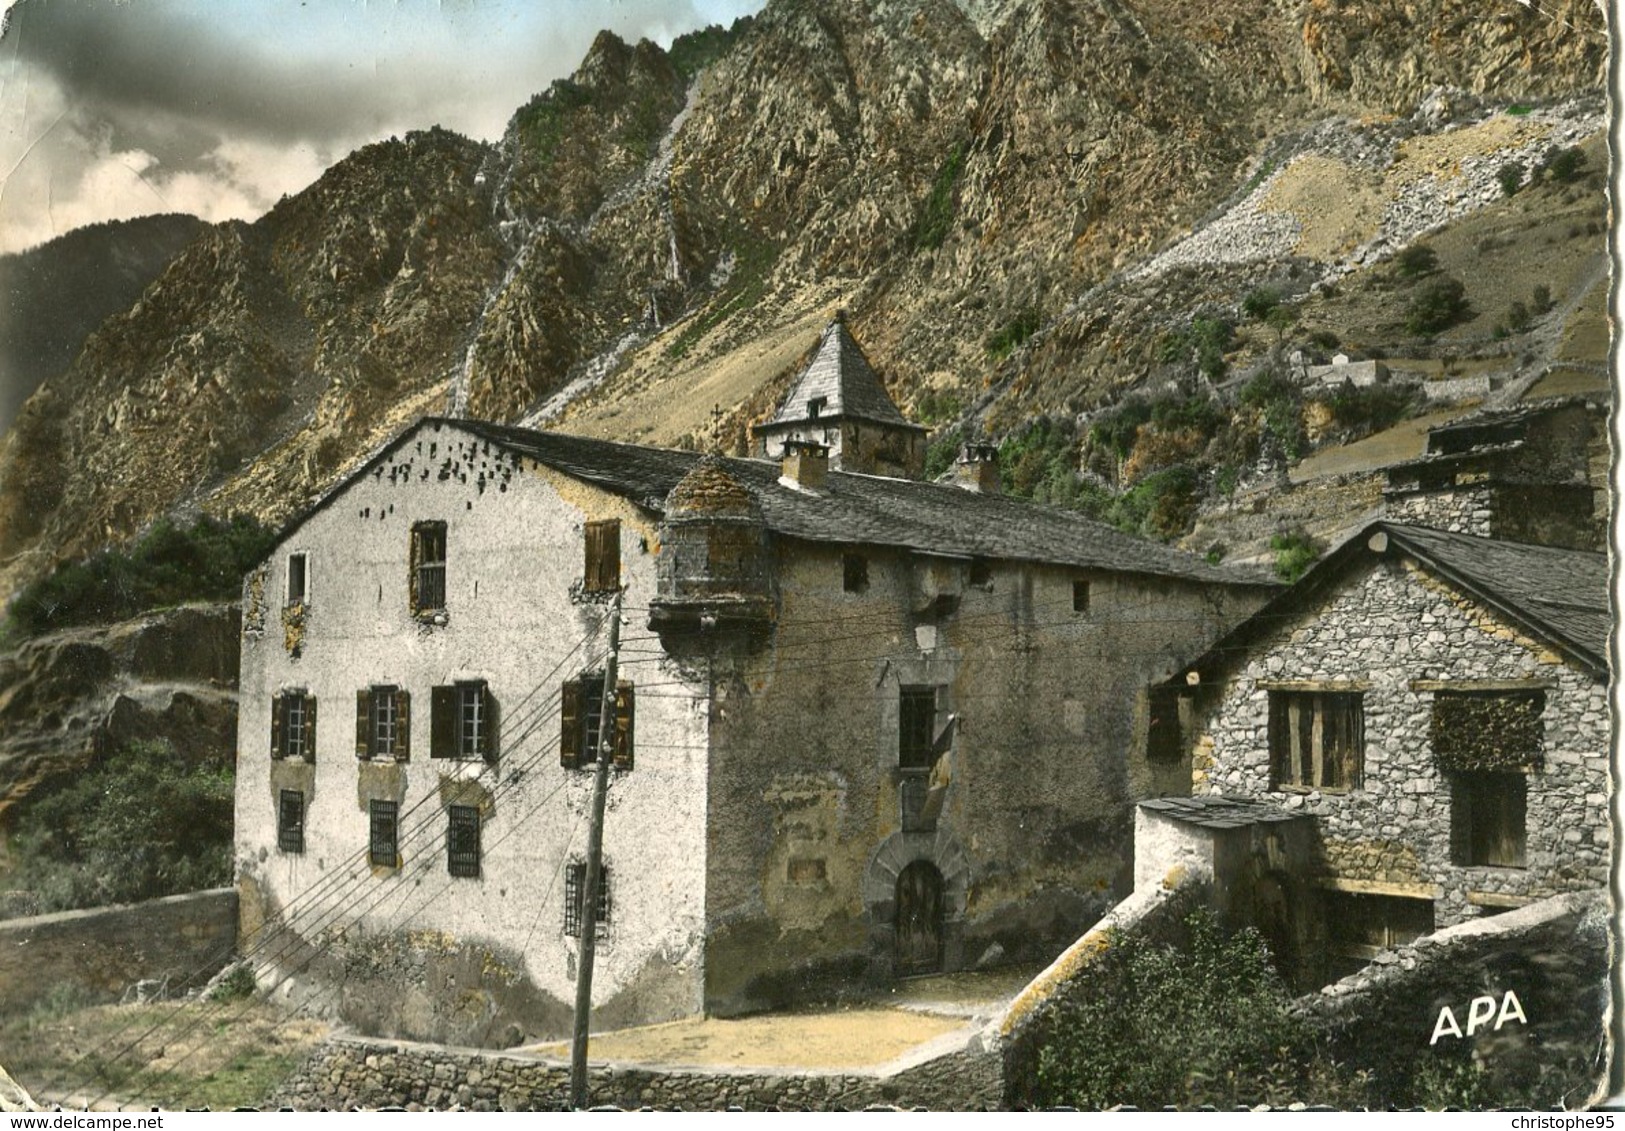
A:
0 0 763 253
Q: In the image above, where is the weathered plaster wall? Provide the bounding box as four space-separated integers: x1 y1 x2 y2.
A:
0 888 237 1013
235 421 710 1046
1190 552 1609 927
271 1034 1002 1111
701 541 1265 1015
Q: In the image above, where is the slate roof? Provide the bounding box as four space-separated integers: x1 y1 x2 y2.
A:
432 418 1275 588
759 314 921 429
1139 795 1306 829
1169 521 1609 683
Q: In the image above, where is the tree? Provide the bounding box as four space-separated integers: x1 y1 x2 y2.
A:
1395 244 1438 278
1405 276 1470 335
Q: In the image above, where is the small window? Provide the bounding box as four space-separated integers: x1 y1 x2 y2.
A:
369 800 399 867
410 521 447 614
1452 772 1527 868
969 558 993 588
287 553 308 606
447 805 480 878
842 553 869 594
584 519 621 594
560 675 634 770
277 789 305 854
430 681 496 760
356 687 411 760
1269 691 1363 791
272 691 317 761
564 861 611 937
808 396 827 419
899 685 938 770
1072 579 1090 613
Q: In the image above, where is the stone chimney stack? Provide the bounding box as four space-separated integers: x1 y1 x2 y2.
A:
953 443 1001 494
781 440 829 490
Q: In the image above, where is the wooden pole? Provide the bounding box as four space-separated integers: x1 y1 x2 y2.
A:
570 590 622 1110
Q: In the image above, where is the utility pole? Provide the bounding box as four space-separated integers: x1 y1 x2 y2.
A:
570 590 622 1110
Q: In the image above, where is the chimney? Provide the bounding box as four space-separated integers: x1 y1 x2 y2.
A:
953 443 1001 494
781 440 829 490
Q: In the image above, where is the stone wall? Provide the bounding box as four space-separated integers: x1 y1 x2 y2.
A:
0 888 237 1014
1190 550 1609 927
1295 889 1611 1107
271 1034 1002 1111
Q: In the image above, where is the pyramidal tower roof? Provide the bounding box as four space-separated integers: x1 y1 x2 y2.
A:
767 311 914 428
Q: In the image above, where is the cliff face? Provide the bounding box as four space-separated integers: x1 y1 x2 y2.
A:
0 0 1606 599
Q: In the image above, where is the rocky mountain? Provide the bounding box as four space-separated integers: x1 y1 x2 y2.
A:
0 0 1608 601
0 213 207 435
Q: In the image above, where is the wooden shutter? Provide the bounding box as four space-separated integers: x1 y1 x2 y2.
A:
431 685 457 758
302 696 318 762
356 689 373 758
482 684 499 761
395 689 411 760
560 679 582 768
585 520 620 592
271 695 285 757
612 681 634 770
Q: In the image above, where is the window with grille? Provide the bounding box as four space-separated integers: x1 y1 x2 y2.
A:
278 789 305 854
899 685 938 770
447 805 480 878
287 553 308 606
356 686 410 760
272 691 317 761
369 800 399 867
411 521 447 614
1268 691 1363 791
559 675 634 770
430 681 495 759
583 520 621 594
564 861 611 937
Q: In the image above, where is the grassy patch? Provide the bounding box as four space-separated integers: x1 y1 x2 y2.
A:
911 143 967 251
664 232 780 361
1270 528 1319 582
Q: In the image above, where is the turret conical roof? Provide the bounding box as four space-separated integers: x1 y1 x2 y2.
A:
766 312 911 428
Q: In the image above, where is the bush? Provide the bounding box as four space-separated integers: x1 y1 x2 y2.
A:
1089 400 1154 463
1395 244 1438 278
1240 369 1305 460
1110 465 1200 540
924 425 964 480
1270 529 1319 582
998 416 1080 499
1404 275 1470 335
6 514 277 638
1540 145 1586 184
1160 317 1233 381
1531 283 1553 314
1496 160 1525 197
1323 383 1417 436
986 308 1042 360
1242 286 1281 320
1505 300 1532 333
1031 909 1327 1109
7 740 233 912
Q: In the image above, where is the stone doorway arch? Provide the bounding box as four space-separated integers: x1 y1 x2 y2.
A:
863 828 969 981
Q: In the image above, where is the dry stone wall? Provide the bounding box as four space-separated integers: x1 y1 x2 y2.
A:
271 1036 1001 1111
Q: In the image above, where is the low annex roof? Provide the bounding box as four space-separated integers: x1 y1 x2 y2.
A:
1168 521 1609 684
1139 795 1306 829
757 313 923 431
392 417 1274 589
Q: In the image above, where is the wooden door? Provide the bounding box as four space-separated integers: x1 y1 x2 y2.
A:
894 860 944 977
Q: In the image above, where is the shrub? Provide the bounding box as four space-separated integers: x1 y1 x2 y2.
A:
1496 160 1525 197
1395 244 1438 278
924 425 964 480
1270 529 1319 582
7 740 234 912
1031 909 1325 1109
1531 283 1553 314
1242 286 1281 320
915 388 963 426
1540 145 1586 184
1505 300 1532 333
1404 275 1470 335
6 514 277 639
1240 369 1305 460
1160 317 1233 381
998 416 1080 499
1110 464 1200 540
1323 383 1417 436
1089 399 1154 463
986 308 1042 360
208 963 259 1003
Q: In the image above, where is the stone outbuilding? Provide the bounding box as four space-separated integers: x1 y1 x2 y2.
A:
1141 521 1609 988
234 330 1278 1047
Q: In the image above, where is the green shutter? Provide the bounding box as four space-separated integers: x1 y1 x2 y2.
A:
431 685 457 758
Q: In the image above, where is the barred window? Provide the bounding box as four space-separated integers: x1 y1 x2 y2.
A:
1269 691 1363 791
277 789 305 854
369 800 399 867
447 805 480 878
411 521 447 614
564 861 611 937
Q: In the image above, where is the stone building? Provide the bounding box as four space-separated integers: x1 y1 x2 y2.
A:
1141 521 1608 987
233 333 1277 1046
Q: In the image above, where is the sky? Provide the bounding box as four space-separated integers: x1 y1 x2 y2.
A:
0 0 765 255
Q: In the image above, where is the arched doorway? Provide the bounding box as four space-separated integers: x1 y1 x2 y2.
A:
894 860 945 976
